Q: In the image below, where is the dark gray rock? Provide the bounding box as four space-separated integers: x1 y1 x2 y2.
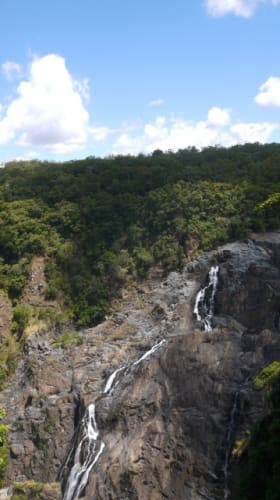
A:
1 232 280 499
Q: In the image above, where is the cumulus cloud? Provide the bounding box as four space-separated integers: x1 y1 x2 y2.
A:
113 108 278 155
2 61 22 80
205 0 280 18
230 122 278 142
255 76 280 106
148 98 165 107
14 150 40 161
0 54 89 153
90 125 115 143
74 77 90 100
207 106 231 126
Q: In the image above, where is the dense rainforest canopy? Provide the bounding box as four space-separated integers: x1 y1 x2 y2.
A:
0 143 279 328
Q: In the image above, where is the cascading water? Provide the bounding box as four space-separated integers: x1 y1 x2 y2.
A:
223 392 239 500
62 339 166 500
103 366 126 395
133 339 166 366
193 266 219 331
63 404 105 500
64 264 217 500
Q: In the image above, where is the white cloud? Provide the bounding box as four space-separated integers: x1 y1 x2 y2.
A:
148 98 165 107
0 54 89 153
207 106 231 126
74 77 90 100
14 150 40 161
230 122 278 142
113 109 278 155
144 116 167 139
90 125 115 143
205 0 280 18
255 76 280 106
2 61 22 80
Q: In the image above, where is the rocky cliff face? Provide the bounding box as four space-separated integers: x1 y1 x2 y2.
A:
1 232 280 499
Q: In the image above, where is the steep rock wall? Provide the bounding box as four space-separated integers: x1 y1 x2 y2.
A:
0 232 280 499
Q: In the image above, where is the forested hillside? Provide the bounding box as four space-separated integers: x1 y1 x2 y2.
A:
1 143 279 331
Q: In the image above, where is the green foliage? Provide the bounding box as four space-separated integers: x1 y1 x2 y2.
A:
11 305 31 339
0 259 29 302
236 364 280 499
0 407 8 486
0 144 279 328
236 411 280 500
0 334 21 389
12 481 43 499
254 361 280 390
133 247 154 277
255 192 280 211
53 332 83 349
11 481 61 500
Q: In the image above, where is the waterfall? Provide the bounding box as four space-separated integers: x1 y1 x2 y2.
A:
133 339 166 366
223 392 239 500
63 404 105 500
103 366 126 395
62 339 166 499
193 266 219 331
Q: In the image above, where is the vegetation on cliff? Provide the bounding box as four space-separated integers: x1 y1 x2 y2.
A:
11 480 61 499
0 143 278 393
0 408 9 486
236 363 280 500
0 143 279 332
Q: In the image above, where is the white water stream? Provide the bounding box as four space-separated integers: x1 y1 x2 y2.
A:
223 392 239 500
63 404 105 500
63 339 166 499
193 266 219 331
133 339 166 366
103 366 125 395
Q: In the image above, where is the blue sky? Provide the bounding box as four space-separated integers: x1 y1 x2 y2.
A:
1 0 280 162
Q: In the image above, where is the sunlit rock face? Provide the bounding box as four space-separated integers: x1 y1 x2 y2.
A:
1 232 280 499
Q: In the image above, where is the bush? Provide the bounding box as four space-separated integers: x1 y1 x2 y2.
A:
236 363 280 499
11 481 61 500
11 305 30 338
0 408 9 486
44 282 59 300
254 361 280 390
53 332 83 349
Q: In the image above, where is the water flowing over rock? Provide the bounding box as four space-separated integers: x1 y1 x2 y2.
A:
223 391 239 500
193 265 219 331
1 232 280 499
63 340 166 499
63 404 105 500
103 367 126 396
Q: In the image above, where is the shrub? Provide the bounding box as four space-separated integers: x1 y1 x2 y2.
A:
53 332 83 349
0 408 8 486
11 305 31 339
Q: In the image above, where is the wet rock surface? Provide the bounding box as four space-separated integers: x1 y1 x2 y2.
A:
0 232 280 499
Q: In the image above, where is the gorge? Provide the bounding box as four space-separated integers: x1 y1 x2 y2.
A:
0 231 279 499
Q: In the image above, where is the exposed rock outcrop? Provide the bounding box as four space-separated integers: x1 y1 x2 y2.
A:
0 232 280 499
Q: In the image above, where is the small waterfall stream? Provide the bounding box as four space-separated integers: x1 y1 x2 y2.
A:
63 404 105 500
223 392 239 500
103 366 126 395
62 339 166 500
193 266 219 331
132 339 166 366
